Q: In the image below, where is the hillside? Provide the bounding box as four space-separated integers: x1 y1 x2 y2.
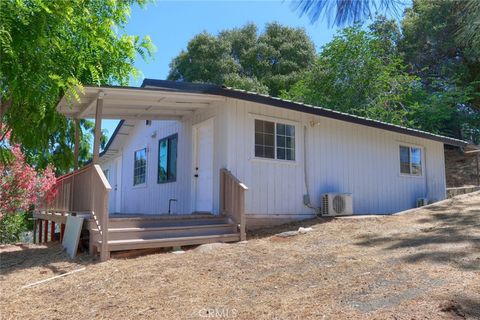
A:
1 192 479 319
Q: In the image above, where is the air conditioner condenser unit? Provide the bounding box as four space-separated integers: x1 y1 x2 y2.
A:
321 193 353 216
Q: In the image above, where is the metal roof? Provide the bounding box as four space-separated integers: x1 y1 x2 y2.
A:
142 79 468 147
94 78 471 161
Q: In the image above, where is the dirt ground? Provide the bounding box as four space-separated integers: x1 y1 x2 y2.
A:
1 192 479 320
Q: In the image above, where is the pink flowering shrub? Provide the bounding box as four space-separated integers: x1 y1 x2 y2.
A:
0 131 57 219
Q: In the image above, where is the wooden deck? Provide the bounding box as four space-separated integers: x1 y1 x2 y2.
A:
89 214 240 255
33 212 241 258
35 165 248 261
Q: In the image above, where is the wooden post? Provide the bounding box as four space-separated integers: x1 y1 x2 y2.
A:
219 169 225 215
50 221 55 241
476 153 479 186
239 189 246 241
100 183 110 262
92 92 104 164
43 220 48 242
60 223 65 242
74 119 80 170
38 220 43 243
33 219 37 244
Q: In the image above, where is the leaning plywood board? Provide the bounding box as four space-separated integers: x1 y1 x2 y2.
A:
62 216 84 258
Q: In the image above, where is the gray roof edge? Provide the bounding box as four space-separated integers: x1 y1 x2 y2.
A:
96 79 469 159
141 79 467 147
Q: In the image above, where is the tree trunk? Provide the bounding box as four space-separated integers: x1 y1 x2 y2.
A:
0 97 13 118
0 97 13 135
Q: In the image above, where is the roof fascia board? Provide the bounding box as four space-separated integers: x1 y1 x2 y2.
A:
141 79 467 148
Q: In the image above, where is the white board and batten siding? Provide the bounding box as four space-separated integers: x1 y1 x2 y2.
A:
221 99 446 226
102 96 447 227
101 102 230 215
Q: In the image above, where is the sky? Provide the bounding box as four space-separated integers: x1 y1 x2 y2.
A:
101 0 408 141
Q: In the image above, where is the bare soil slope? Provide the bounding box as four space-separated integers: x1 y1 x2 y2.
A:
1 192 479 319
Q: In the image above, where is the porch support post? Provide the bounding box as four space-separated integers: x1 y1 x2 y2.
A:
33 219 37 244
50 221 55 241
74 119 80 170
43 220 48 242
38 220 42 243
476 153 479 187
92 92 104 165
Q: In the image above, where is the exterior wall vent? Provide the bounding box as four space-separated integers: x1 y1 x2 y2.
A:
416 198 429 207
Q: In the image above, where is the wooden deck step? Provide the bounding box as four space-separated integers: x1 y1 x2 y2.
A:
98 233 241 251
91 223 238 241
90 215 231 229
92 223 237 233
108 213 216 220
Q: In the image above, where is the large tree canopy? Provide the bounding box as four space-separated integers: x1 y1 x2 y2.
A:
0 0 154 172
400 0 480 142
167 23 316 97
288 0 479 143
282 19 420 126
283 8 479 143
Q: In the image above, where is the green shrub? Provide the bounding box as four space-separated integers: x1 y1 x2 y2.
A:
0 212 32 244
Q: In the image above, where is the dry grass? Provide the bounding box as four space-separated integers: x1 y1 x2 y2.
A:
1 192 479 319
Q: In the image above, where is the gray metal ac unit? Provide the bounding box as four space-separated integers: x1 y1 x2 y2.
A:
321 193 353 216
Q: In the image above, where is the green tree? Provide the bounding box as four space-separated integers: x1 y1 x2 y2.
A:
283 21 418 126
456 0 480 60
0 0 154 172
400 0 480 142
168 23 316 97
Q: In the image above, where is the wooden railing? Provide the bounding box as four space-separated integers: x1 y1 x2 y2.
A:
220 169 248 241
38 164 111 261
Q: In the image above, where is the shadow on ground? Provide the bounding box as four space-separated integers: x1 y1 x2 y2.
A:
354 196 480 271
438 296 480 319
0 243 94 276
247 217 333 238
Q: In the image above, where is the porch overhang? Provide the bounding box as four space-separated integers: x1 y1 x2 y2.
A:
56 85 224 120
57 85 225 165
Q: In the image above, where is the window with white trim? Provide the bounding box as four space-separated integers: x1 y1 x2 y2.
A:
255 119 295 161
133 148 147 185
399 145 422 175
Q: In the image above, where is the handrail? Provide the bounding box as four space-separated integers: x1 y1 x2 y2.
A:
37 164 111 261
220 168 248 241
55 164 93 183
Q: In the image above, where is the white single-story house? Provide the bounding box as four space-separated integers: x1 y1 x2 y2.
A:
98 79 465 227
35 79 469 260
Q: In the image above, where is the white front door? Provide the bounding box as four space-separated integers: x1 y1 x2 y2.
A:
105 167 115 213
115 157 122 213
193 118 214 213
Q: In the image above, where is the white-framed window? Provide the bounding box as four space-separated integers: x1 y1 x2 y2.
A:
399 145 422 176
133 148 147 185
254 119 295 161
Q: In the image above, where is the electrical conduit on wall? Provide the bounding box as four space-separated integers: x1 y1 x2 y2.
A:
303 124 320 215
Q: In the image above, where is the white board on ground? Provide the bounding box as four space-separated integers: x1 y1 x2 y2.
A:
62 216 84 258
